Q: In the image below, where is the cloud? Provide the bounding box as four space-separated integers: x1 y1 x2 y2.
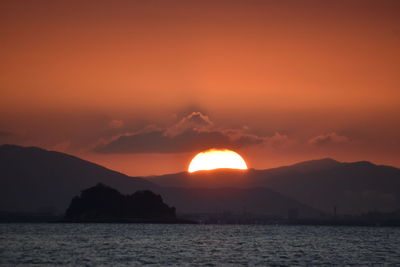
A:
95 130 233 153
95 112 266 154
166 112 213 136
265 132 293 148
309 132 349 146
234 134 265 147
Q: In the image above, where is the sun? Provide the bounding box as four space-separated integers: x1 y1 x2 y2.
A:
188 149 248 173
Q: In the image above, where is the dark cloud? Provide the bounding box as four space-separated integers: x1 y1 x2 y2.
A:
95 112 265 153
309 132 349 146
182 112 212 127
95 130 234 153
166 112 213 136
234 135 264 147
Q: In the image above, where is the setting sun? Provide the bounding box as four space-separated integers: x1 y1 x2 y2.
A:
188 149 248 173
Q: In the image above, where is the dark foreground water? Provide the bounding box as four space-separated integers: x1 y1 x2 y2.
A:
1 224 400 266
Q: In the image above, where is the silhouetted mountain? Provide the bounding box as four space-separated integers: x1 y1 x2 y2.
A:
261 160 400 215
7 144 398 218
0 145 156 213
65 183 177 223
148 169 250 188
145 158 342 188
146 158 400 215
160 187 322 218
0 145 322 219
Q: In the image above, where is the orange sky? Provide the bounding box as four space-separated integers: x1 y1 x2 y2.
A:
1 0 399 175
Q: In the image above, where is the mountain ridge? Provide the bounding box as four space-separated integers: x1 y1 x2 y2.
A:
146 158 400 214
0 144 321 218
2 144 399 216
0 144 156 213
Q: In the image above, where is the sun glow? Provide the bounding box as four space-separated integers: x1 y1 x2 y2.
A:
188 149 248 173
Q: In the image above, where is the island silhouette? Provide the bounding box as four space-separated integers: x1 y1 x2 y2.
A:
64 183 188 223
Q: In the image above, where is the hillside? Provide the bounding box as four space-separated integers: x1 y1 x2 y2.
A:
3 144 396 216
0 145 156 213
6 144 398 217
160 186 322 218
0 145 321 219
147 158 400 214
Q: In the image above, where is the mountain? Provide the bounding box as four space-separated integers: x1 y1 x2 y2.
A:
145 159 342 188
159 186 322 218
0 145 156 213
146 158 400 215
257 160 400 215
4 144 399 217
0 145 320 219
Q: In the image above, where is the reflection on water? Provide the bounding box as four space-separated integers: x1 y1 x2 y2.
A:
1 223 400 266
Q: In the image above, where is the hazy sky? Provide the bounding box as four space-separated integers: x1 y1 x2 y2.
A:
1 0 399 175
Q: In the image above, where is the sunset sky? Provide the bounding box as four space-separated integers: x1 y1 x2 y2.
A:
1 0 399 176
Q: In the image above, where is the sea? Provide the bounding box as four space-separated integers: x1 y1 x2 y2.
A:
1 223 399 266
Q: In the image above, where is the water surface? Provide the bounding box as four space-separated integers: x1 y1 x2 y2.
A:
1 224 399 266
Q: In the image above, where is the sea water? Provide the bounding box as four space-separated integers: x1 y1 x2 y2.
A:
1 223 400 266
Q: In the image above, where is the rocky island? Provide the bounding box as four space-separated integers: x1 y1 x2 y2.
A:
64 183 191 223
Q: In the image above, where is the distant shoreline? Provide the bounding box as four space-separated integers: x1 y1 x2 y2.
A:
2 217 400 227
